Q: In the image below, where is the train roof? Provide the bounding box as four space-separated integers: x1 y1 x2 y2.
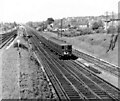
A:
48 37 71 46
38 32 71 46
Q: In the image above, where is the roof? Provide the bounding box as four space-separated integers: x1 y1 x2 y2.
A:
48 37 70 46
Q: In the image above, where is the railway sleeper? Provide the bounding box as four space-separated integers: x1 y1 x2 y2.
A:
71 61 120 99
44 69 80 99
90 78 120 98
77 88 97 99
77 75 115 99
52 64 99 99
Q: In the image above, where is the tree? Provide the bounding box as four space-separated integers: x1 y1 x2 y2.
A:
14 21 17 26
92 20 104 30
47 18 54 25
92 22 99 30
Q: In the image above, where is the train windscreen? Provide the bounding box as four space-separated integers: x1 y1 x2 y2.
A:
68 45 72 49
62 46 64 49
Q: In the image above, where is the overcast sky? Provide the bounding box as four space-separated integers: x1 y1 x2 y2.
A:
0 0 119 23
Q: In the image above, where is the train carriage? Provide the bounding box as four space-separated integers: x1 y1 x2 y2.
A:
47 37 72 57
37 32 72 57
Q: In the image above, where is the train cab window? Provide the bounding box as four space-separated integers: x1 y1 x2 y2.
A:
62 46 64 49
68 45 71 49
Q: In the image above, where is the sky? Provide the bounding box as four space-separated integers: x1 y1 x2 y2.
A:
0 0 119 23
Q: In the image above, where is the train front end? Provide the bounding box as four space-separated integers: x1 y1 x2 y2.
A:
62 45 72 57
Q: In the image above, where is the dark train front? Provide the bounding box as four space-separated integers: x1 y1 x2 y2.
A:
61 44 72 57
47 37 72 57
38 33 72 57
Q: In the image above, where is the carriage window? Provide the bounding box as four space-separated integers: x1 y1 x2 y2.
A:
62 46 64 49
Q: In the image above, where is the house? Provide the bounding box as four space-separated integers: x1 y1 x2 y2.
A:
78 21 89 29
47 24 53 31
79 24 88 28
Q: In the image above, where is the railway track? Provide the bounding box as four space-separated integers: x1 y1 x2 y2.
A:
44 44 120 100
73 49 119 77
30 35 81 100
65 60 120 99
25 28 120 100
0 29 17 49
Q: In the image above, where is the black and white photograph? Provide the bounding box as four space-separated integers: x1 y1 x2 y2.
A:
0 0 120 100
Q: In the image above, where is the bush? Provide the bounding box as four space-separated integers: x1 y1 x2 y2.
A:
117 25 120 33
92 20 104 30
95 27 106 33
81 28 93 35
107 26 117 34
61 28 93 37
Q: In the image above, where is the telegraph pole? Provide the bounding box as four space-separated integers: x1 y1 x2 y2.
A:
112 11 114 26
106 11 109 30
61 19 63 37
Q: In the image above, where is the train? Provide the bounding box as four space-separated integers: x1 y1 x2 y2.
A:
38 34 72 57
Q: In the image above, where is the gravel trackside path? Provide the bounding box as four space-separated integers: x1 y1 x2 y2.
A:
0 37 57 100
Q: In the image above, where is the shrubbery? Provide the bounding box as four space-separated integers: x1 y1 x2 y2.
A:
95 27 106 33
80 28 93 35
92 20 104 30
107 26 117 34
61 28 93 37
62 30 81 37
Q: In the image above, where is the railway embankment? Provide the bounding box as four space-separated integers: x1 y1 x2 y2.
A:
0 37 57 99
